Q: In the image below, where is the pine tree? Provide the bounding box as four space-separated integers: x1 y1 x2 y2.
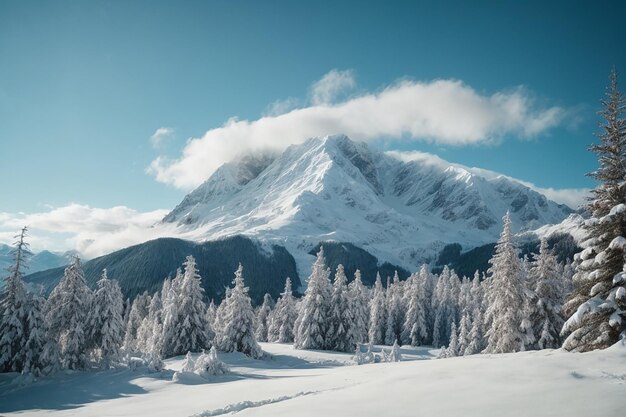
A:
327 265 355 352
402 266 428 346
123 292 151 354
348 269 370 345
530 239 565 349
0 227 32 372
562 69 626 352
484 212 532 353
89 270 125 367
295 248 331 350
163 256 211 357
46 257 92 370
439 321 459 358
268 277 298 343
368 272 387 344
255 294 275 342
385 271 405 345
195 346 228 377
432 267 457 348
214 264 263 358
22 293 50 376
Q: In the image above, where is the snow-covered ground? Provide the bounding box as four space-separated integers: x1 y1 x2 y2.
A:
1 342 625 417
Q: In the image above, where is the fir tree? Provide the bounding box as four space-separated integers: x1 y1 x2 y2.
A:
123 292 151 354
385 271 405 345
215 264 263 358
562 69 626 352
327 265 355 352
484 212 532 353
295 248 331 350
268 277 298 343
89 270 125 367
530 239 565 349
368 272 387 344
163 256 211 357
255 293 275 342
46 257 92 370
348 269 370 345
0 227 31 372
402 266 428 346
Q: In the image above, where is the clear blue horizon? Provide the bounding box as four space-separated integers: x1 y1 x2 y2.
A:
1 0 625 251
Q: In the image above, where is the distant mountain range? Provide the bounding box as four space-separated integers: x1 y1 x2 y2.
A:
0 244 70 284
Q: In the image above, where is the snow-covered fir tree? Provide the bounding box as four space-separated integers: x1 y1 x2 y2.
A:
562 69 626 352
402 266 428 346
348 269 370 345
530 239 565 349
88 269 125 367
205 301 217 334
368 272 387 344
45 257 93 370
215 264 263 358
268 277 298 343
484 212 533 353
122 291 151 354
385 271 405 345
162 256 211 357
255 293 275 342
0 227 32 373
327 264 355 352
439 321 459 358
295 248 332 350
136 291 162 356
432 267 458 348
195 346 229 377
22 293 52 376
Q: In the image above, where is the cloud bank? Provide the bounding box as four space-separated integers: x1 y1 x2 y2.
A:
0 204 170 259
148 74 565 190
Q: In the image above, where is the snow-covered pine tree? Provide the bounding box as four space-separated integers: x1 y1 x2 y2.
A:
167 256 211 356
205 300 217 333
384 271 405 345
45 257 93 370
195 346 228 377
214 264 263 358
432 267 458 348
255 293 275 342
295 248 332 350
89 269 125 367
439 321 459 358
463 271 486 355
22 293 48 376
122 291 151 354
268 277 298 343
327 265 355 352
348 269 370 345
457 310 471 354
0 227 32 373
484 212 532 354
529 239 565 349
402 266 428 346
562 69 626 352
368 272 387 344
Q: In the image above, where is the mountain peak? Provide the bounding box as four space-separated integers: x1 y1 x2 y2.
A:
162 134 572 275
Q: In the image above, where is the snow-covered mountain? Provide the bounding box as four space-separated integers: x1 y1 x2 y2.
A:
163 135 572 276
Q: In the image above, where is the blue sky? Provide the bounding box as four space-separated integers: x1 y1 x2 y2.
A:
1 0 625 252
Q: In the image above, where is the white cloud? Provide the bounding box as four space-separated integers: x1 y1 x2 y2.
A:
310 69 356 105
148 74 566 190
0 204 171 259
386 150 590 209
150 127 175 148
263 97 301 116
